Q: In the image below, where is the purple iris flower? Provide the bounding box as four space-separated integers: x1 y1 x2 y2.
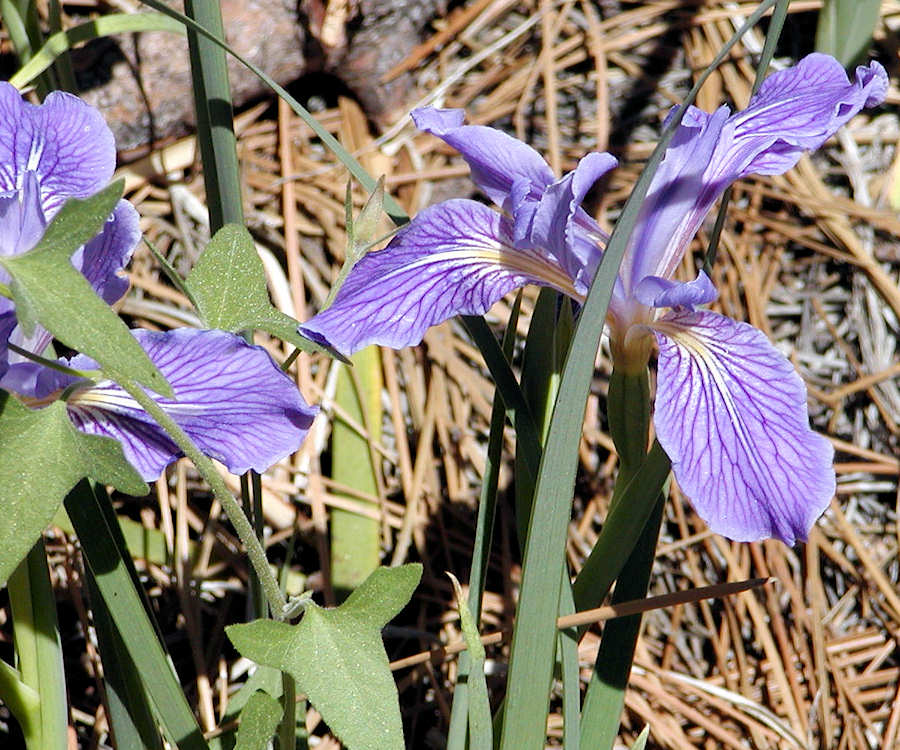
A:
0 83 316 481
301 54 888 544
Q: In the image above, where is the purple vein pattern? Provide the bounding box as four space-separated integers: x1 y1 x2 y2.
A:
652 310 835 543
299 53 888 543
0 83 317 481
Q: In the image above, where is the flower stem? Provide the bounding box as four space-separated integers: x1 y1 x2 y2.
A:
115 377 288 618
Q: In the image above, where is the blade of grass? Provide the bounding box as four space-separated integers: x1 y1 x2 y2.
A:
447 293 522 750
137 0 408 225
6 539 67 750
581 5 793 745
9 13 184 90
84 565 165 750
65 480 209 750
815 0 881 67
331 347 383 600
497 4 778 747
2 0 54 96
705 0 790 270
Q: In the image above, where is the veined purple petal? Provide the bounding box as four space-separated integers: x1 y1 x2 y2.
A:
0 84 116 216
72 199 140 305
64 328 317 481
412 107 555 212
618 106 729 299
300 199 579 356
651 309 834 544
0 173 47 267
526 151 616 288
730 54 888 176
633 271 717 310
619 54 886 310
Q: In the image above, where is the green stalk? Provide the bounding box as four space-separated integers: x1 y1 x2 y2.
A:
6 539 68 749
578 371 662 748
446 294 522 750
183 0 244 229
66 480 209 750
498 4 779 746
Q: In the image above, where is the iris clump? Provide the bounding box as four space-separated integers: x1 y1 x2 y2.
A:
0 82 316 480
301 53 888 545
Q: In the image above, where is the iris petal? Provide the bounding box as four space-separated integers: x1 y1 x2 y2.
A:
65 328 317 481
300 199 579 356
619 54 887 304
527 151 616 288
0 84 116 216
72 199 140 306
412 107 555 212
633 271 718 310
651 309 834 544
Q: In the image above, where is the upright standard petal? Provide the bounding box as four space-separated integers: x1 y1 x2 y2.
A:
62 328 317 481
729 54 888 176
0 84 116 215
618 54 887 311
412 108 555 211
300 199 580 356
524 151 616 288
651 309 834 544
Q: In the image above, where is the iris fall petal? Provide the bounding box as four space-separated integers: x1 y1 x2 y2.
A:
64 328 317 481
651 309 835 544
300 199 579 356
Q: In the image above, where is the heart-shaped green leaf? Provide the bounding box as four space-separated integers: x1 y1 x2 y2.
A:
227 564 422 750
0 392 147 586
186 224 339 357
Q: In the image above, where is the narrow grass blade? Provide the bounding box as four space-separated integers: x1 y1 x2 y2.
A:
571 442 670 613
446 294 521 750
65 480 209 750
183 0 244 229
9 13 184 90
578 497 664 750
47 0 77 93
497 4 778 747
84 566 164 750
557 575 579 750
449 574 492 750
6 540 67 750
137 0 408 225
705 0 790 269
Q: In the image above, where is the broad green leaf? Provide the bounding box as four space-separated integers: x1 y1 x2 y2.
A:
0 393 147 586
0 182 171 396
227 564 422 750
331 349 382 599
185 224 335 356
234 691 282 750
816 0 881 67
9 13 184 90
